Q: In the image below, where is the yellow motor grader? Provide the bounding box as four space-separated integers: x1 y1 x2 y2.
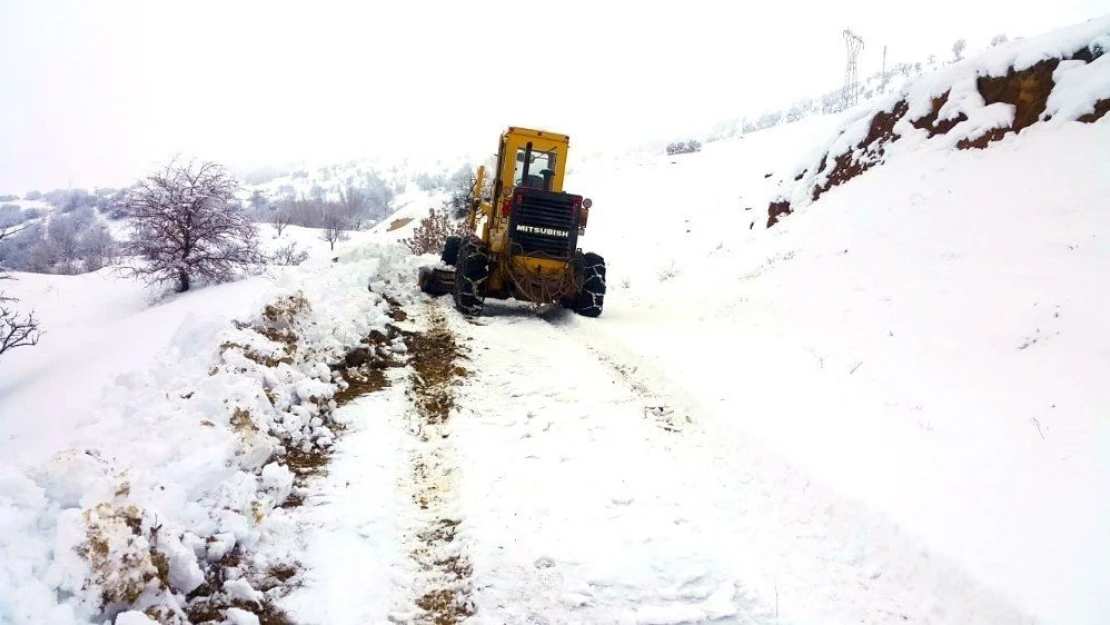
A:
418 127 606 317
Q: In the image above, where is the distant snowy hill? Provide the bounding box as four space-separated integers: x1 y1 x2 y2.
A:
235 150 481 207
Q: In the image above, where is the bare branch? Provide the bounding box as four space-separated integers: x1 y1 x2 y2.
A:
1 306 42 355
0 273 43 357
0 223 29 244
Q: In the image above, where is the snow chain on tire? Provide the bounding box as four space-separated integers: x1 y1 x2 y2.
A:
572 252 606 317
453 238 490 315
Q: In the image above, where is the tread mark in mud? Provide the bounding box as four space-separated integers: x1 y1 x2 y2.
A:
401 306 475 624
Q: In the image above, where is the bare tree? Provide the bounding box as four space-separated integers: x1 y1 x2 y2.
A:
446 167 478 219
952 39 967 62
120 158 262 293
79 223 117 271
276 196 327 229
44 209 88 274
990 33 1009 47
321 204 349 251
338 184 368 229
273 206 292 237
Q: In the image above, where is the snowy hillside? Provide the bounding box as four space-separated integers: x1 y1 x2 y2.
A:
768 15 1110 224
564 15 1110 625
1 13 1108 625
0 238 428 624
239 151 478 208
569 116 1110 625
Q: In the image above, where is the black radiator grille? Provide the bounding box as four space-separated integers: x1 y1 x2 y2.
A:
509 190 580 258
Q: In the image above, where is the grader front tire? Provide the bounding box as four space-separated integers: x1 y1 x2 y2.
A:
453 240 490 316
571 252 606 318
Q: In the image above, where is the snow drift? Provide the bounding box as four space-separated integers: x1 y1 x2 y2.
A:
0 244 426 624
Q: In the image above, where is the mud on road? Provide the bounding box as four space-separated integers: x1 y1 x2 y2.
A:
400 305 474 624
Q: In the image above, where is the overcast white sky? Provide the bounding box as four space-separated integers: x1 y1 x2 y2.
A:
1 0 1106 193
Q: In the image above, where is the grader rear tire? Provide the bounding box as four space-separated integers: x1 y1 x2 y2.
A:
571 252 606 317
441 236 462 267
453 239 490 315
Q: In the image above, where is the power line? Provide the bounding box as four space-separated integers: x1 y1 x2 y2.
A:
842 29 865 109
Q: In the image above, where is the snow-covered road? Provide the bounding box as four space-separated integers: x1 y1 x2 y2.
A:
285 297 1031 625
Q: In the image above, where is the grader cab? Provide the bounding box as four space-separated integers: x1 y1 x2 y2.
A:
418 127 606 317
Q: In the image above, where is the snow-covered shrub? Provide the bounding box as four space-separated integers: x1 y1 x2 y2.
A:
665 140 702 155
414 171 448 191
78 222 117 271
657 260 680 282
0 204 24 228
0 223 40 269
43 188 100 214
0 226 44 358
952 38 967 62
400 207 471 255
240 165 283 186
359 170 396 225
270 242 309 266
0 207 117 275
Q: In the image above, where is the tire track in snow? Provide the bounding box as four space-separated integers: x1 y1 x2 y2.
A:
547 313 1036 625
394 304 475 624
408 299 1028 624
442 303 765 624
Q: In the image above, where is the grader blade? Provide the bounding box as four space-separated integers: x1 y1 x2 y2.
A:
418 266 455 297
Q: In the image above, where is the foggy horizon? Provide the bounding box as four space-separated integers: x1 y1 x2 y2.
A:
2 0 1106 194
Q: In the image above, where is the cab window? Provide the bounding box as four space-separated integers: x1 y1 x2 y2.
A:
514 146 557 189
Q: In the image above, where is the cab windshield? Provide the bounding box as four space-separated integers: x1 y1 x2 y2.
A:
514 146 557 190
